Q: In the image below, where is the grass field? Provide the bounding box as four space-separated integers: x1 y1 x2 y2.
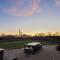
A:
0 40 32 49
0 40 57 49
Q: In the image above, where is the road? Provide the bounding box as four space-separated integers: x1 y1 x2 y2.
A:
4 45 60 60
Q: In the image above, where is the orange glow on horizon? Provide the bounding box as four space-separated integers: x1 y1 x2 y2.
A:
0 32 19 35
0 32 37 36
0 32 60 36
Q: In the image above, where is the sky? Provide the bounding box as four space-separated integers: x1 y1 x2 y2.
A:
0 0 60 35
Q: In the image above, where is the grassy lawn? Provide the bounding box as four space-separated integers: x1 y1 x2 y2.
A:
0 40 32 49
41 41 58 45
0 40 57 49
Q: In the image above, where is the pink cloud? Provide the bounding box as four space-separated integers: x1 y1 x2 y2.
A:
16 10 33 16
32 0 41 13
3 0 41 16
3 8 33 16
54 0 60 7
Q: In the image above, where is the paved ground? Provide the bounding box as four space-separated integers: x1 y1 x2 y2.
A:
4 45 60 60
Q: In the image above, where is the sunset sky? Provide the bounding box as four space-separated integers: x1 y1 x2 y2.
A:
0 0 60 35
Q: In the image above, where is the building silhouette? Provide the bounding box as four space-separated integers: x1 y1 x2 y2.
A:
19 28 22 37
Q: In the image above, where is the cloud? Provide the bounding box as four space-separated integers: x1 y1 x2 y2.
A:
54 0 60 7
32 0 41 13
3 8 33 16
2 0 41 16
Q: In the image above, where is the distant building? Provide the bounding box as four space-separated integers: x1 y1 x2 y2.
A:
1 34 6 36
19 28 22 37
21 34 31 38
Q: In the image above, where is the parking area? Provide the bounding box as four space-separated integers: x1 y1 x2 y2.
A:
3 45 60 60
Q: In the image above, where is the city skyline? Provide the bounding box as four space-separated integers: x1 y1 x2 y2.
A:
0 0 60 35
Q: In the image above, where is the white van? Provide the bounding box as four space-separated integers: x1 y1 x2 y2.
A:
24 42 42 54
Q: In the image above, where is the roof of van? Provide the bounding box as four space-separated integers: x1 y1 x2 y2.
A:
0 48 4 51
26 42 40 46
